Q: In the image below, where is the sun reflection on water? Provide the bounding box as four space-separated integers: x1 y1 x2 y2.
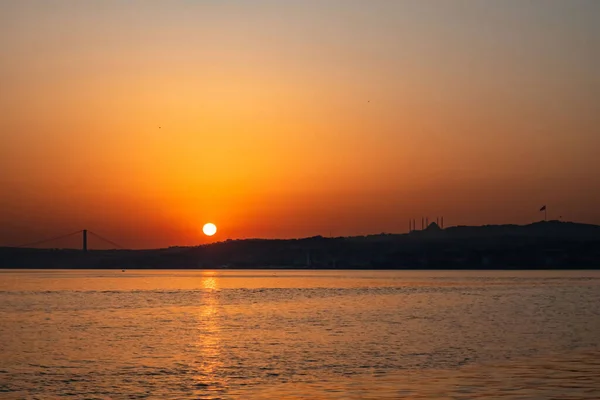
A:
194 273 223 392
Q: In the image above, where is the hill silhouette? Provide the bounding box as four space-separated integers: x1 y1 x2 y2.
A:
1 221 600 269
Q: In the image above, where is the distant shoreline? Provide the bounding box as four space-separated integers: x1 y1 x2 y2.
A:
2 221 600 270
2 267 598 270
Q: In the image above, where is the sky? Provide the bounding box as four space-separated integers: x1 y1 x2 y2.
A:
1 0 599 249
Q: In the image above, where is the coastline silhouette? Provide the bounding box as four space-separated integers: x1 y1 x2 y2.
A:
2 220 599 270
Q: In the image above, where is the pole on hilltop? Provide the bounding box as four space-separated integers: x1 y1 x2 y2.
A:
540 205 547 221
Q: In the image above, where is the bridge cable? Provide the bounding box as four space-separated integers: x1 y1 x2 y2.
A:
87 231 125 250
14 230 83 248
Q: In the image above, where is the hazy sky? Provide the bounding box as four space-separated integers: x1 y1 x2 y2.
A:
1 0 599 248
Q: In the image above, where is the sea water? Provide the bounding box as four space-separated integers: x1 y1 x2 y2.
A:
1 269 599 399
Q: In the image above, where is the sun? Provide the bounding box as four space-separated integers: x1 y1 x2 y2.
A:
202 223 217 236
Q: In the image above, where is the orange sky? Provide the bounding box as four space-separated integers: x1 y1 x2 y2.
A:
1 1 599 249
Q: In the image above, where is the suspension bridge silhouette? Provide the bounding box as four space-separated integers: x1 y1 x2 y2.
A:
14 230 126 251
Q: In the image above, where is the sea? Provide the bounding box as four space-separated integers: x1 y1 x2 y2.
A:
1 269 600 399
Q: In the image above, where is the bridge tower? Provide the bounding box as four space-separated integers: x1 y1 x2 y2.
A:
83 229 87 252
